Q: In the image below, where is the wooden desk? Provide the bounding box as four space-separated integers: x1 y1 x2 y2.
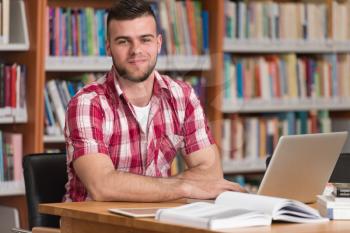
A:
39 201 350 233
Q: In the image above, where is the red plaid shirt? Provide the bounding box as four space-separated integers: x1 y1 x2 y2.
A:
64 68 214 202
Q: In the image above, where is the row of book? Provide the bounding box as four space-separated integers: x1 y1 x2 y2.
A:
0 0 9 44
44 74 206 136
223 53 350 102
47 7 107 57
221 111 331 161
44 73 99 136
0 63 27 119
0 132 22 182
150 0 209 55
224 0 350 41
46 0 209 57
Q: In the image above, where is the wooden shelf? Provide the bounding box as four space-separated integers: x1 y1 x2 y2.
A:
0 0 30 51
44 135 65 143
0 43 29 51
0 181 25 196
45 55 211 72
222 159 266 174
222 98 350 113
224 39 350 53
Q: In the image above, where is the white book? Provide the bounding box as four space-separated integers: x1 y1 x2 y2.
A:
224 0 236 39
329 195 350 203
318 199 350 220
221 119 231 161
156 192 327 230
46 80 66 131
1 0 9 44
317 195 350 209
244 117 258 159
259 57 271 100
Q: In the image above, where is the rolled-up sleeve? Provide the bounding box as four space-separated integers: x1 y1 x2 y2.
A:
65 93 109 163
183 87 215 155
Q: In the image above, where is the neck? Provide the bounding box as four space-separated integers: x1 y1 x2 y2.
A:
117 72 155 107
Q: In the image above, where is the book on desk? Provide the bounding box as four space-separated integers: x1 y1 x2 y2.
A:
317 183 350 220
107 191 327 230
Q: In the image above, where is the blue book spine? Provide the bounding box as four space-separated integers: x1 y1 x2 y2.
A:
101 10 107 56
81 9 88 56
96 10 102 56
71 9 77 56
59 8 64 56
201 10 209 54
67 81 76 98
224 54 232 100
49 7 55 56
330 54 338 97
286 112 296 135
44 89 54 126
236 60 244 99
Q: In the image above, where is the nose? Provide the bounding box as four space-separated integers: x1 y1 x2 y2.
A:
130 41 142 55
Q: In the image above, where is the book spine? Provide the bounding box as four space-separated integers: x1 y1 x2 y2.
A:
333 189 350 198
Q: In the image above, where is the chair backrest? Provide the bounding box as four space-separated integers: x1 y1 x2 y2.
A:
23 153 67 229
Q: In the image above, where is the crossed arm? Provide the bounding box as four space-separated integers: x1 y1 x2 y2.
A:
73 144 245 202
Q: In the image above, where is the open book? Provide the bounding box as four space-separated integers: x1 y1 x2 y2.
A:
155 191 328 230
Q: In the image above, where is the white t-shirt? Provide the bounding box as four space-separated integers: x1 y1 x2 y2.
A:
132 103 151 133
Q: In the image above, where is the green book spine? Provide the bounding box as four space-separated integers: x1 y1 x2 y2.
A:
193 1 203 54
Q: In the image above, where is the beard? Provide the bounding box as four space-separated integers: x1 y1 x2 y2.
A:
113 55 158 83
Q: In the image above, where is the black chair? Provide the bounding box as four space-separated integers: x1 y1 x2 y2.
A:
22 153 67 230
266 153 350 183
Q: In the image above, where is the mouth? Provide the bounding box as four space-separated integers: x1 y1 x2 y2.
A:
128 58 148 65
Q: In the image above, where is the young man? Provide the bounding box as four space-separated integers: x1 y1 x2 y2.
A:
64 0 244 202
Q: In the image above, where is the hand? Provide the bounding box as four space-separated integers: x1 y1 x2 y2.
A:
181 178 246 200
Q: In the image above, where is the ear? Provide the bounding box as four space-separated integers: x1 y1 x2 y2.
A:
106 39 111 56
157 34 162 54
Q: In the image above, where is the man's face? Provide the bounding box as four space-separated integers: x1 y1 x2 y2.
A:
106 15 162 83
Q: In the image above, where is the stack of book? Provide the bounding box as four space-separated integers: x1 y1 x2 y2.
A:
317 183 350 220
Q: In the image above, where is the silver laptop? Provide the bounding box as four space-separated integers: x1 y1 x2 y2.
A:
257 132 348 203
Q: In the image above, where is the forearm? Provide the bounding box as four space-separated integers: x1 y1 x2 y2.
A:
90 171 186 202
177 145 224 180
177 163 223 180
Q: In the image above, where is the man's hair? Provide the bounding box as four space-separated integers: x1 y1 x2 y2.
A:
106 0 158 36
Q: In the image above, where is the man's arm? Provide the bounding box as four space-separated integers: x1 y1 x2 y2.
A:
177 144 223 180
73 153 183 202
176 144 246 199
73 145 244 202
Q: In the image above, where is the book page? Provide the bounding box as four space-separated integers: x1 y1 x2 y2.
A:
215 191 288 215
215 192 325 222
155 202 272 229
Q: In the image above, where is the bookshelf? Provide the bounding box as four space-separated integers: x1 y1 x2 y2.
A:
3 0 350 229
0 0 46 229
0 181 25 196
224 39 350 53
43 0 213 149
219 0 350 175
222 98 350 113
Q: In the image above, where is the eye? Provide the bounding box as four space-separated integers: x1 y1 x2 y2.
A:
142 37 152 43
117 39 128 45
